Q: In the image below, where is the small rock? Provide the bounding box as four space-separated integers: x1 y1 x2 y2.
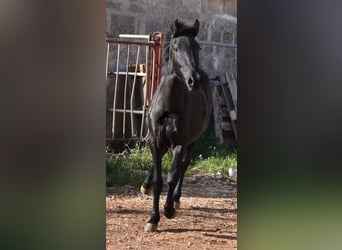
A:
228 168 237 179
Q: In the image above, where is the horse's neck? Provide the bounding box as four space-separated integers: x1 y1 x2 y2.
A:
170 74 187 96
164 60 176 76
158 74 187 109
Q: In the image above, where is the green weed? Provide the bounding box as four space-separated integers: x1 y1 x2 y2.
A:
106 129 237 187
191 129 237 175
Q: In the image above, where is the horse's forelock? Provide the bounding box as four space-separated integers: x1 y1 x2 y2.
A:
171 19 199 38
162 31 199 63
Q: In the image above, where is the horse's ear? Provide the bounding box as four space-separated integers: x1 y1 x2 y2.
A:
193 19 200 37
171 19 182 36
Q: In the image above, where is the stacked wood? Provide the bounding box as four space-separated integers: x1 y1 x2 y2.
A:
211 73 237 146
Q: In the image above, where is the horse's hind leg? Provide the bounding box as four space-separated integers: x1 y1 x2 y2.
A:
173 142 195 209
144 138 164 232
164 145 185 219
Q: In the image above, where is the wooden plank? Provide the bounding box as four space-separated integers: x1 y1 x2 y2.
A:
229 110 237 121
221 122 232 132
218 96 226 106
211 86 224 144
220 108 229 118
218 75 237 140
225 72 237 113
220 108 237 121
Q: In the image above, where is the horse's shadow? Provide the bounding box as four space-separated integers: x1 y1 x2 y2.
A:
189 206 237 214
160 228 236 240
106 208 147 215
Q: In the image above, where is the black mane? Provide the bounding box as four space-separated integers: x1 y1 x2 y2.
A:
162 31 172 67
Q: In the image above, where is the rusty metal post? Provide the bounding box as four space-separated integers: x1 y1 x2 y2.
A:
112 43 121 139
148 32 163 103
130 45 141 137
152 32 163 94
106 42 110 79
140 43 150 139
122 44 131 139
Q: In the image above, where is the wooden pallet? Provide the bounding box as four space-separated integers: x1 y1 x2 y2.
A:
211 73 237 145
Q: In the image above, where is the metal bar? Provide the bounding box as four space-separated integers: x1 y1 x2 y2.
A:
106 42 110 79
107 37 235 47
108 72 147 77
140 45 150 138
112 43 120 139
130 45 141 137
107 108 144 114
153 32 163 89
197 40 237 48
107 34 150 39
118 34 150 39
122 44 131 139
150 46 156 102
106 39 154 46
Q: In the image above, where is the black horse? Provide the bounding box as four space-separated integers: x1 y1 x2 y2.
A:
141 19 212 232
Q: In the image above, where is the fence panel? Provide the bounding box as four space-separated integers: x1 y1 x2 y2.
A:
106 33 163 150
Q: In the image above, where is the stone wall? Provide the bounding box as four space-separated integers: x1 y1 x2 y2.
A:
106 0 237 76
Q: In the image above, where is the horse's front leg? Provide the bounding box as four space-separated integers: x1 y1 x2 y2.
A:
140 166 153 195
164 145 184 219
173 142 195 209
144 139 164 232
141 147 168 195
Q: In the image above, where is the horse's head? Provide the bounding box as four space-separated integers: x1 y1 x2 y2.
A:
169 19 201 91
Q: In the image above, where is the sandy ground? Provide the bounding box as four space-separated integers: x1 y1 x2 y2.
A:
106 175 237 250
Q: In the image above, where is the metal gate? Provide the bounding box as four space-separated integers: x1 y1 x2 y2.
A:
106 32 163 147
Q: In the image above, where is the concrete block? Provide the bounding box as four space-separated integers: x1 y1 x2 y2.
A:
197 28 208 40
182 0 202 12
145 19 162 34
211 30 221 42
222 32 234 43
111 14 135 34
206 0 225 14
152 6 170 18
129 3 145 13
106 1 122 11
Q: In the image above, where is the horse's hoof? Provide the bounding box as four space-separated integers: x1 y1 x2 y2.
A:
144 223 157 232
174 201 180 210
164 208 176 219
140 185 151 195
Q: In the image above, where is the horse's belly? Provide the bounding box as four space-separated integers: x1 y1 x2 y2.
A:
184 92 210 143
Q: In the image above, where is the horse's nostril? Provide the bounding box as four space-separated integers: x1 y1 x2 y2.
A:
188 77 194 86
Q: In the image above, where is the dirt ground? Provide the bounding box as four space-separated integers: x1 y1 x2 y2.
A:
106 174 237 250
